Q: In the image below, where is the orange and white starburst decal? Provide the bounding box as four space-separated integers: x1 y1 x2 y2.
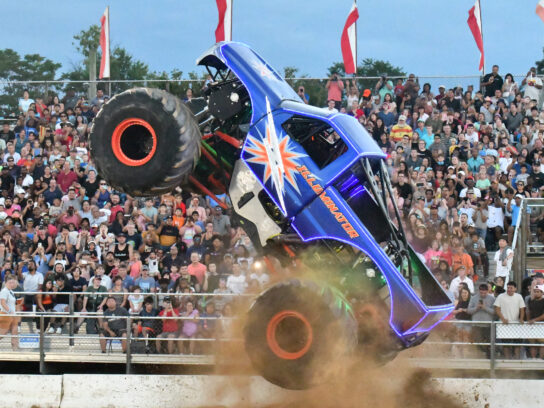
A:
244 98 307 213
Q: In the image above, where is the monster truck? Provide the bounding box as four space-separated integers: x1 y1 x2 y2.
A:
89 41 454 390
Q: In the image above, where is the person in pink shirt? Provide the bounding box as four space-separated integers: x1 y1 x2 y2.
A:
424 239 444 271
187 252 206 286
326 72 345 110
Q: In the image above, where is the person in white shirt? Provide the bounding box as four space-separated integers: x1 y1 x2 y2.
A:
486 197 505 250
226 263 247 295
522 67 543 107
0 275 20 350
494 238 513 285
449 266 474 299
494 281 525 359
323 100 339 114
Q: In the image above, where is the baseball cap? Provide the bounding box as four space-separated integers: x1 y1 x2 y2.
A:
535 285 544 292
515 194 524 199
398 115 407 121
438 85 446 89
362 89 371 98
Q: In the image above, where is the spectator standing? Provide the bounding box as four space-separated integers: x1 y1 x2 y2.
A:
0 275 19 350
494 281 525 359
467 283 495 357
527 285 544 359
18 89 34 113
521 67 542 107
156 297 179 354
494 238 513 285
326 73 344 110
452 287 472 357
481 65 503 98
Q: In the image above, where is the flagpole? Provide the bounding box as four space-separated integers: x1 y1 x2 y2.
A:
230 0 233 40
354 0 357 79
478 0 484 75
107 6 111 97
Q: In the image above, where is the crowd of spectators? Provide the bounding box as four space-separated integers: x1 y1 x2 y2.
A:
0 63 542 355
0 87 271 353
323 65 544 358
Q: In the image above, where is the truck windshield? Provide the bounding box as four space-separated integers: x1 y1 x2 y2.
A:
332 157 451 308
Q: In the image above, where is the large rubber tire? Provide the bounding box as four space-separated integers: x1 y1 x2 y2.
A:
244 279 357 390
89 88 201 197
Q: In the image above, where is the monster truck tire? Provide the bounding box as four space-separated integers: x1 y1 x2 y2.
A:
89 88 200 197
355 301 400 364
245 279 357 390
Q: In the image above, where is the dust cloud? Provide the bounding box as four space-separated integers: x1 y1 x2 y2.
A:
200 260 465 408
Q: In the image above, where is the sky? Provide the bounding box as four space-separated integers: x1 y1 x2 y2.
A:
2 0 544 91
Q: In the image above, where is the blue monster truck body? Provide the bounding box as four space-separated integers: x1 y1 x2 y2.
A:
197 42 454 345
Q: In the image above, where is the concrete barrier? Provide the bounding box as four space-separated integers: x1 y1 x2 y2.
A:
0 374 62 408
0 374 541 407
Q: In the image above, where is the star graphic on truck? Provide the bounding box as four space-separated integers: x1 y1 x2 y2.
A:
244 97 306 213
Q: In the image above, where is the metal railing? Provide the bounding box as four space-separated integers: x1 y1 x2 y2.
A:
512 198 544 283
0 291 249 374
410 319 544 376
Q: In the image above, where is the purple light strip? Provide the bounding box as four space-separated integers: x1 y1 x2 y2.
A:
339 175 358 192
347 185 365 199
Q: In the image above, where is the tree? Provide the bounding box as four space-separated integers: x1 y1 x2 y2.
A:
0 49 61 116
63 25 157 95
535 47 544 75
283 66 328 108
327 59 406 94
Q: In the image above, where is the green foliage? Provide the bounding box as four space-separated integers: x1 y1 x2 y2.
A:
72 25 101 59
326 59 406 92
536 47 544 75
0 48 61 116
283 66 328 107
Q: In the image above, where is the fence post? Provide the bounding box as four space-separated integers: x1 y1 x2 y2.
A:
126 316 132 374
68 294 74 347
490 321 496 378
39 315 45 374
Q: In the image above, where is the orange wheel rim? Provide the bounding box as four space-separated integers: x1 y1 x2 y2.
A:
111 118 157 166
266 310 313 360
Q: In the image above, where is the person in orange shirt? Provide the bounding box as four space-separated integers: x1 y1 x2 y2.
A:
172 207 185 231
450 238 474 278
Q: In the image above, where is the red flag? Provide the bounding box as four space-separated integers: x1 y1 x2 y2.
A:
341 2 359 75
467 0 484 72
215 0 232 42
99 6 110 79
537 0 544 22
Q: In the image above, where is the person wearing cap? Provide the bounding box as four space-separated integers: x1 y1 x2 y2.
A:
113 233 132 262
390 114 412 143
135 265 157 294
212 205 230 236
80 273 108 334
